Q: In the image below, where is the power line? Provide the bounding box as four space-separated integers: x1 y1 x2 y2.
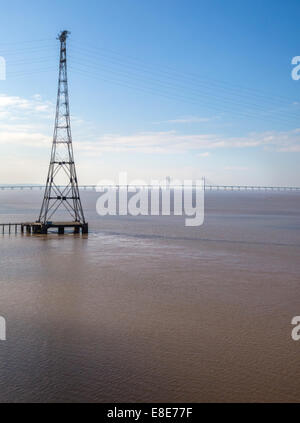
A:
73 43 296 105
68 55 300 123
1 37 297 108
6 67 57 79
1 38 299 127
69 65 299 126
0 38 53 46
0 43 57 56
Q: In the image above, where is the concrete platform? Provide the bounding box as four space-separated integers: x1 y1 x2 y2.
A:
21 221 89 235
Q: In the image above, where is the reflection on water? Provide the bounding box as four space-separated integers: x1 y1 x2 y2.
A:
0 191 299 402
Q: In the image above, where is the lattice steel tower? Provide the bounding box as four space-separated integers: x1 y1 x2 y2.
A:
38 31 87 234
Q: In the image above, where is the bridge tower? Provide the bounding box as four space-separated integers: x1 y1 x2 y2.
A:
37 31 88 234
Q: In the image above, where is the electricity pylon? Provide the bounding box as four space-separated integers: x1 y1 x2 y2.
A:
38 31 87 233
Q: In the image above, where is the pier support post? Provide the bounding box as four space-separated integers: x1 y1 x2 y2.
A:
82 223 89 234
58 227 64 235
42 225 48 234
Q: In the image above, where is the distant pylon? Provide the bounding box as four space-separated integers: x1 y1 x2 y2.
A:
38 31 86 229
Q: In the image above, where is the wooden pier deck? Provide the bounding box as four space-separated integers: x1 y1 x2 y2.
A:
0 221 88 235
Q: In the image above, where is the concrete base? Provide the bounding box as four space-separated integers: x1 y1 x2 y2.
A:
22 221 89 235
82 223 89 234
58 227 65 235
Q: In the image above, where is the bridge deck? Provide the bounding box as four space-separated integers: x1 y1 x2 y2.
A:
0 185 300 191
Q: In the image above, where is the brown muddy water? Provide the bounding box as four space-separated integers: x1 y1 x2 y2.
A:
0 190 299 402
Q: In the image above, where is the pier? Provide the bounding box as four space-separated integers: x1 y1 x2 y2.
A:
0 223 21 234
0 222 88 235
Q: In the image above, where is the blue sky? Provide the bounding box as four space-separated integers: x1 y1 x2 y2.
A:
0 0 300 185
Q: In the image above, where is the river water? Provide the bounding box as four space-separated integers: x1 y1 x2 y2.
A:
0 190 299 402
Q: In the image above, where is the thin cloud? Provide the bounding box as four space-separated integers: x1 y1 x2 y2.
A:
224 166 248 171
1 94 300 155
198 152 211 157
0 130 50 147
165 116 211 124
81 129 300 155
0 93 53 117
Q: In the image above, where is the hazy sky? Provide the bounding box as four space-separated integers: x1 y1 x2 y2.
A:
0 0 300 185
